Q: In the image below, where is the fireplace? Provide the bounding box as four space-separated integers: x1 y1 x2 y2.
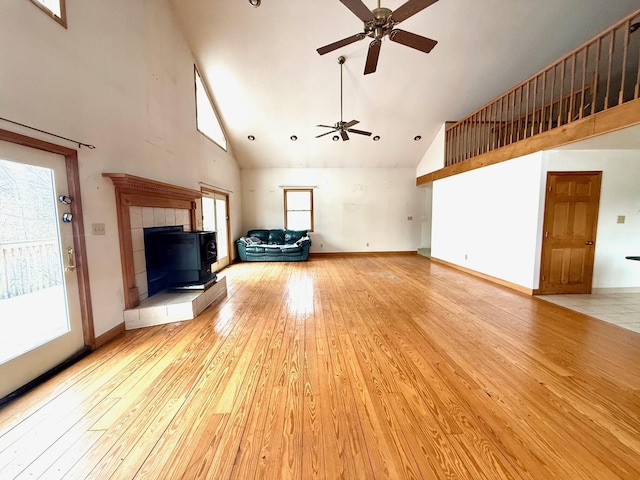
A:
144 226 217 296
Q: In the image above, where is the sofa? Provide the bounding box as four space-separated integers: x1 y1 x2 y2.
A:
236 229 311 262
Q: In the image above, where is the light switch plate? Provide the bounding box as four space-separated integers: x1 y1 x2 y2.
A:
617 215 625 224
92 223 106 235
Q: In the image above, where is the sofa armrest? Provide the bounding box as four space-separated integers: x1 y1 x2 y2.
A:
296 235 311 247
235 239 248 261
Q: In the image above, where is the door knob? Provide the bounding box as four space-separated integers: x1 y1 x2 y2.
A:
585 241 594 245
65 247 76 272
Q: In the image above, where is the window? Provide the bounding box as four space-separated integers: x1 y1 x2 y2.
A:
284 189 314 232
29 0 67 28
194 66 227 151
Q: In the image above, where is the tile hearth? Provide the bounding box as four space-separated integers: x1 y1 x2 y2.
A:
123 275 227 330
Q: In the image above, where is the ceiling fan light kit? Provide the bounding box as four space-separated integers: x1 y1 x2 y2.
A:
316 56 373 141
317 0 439 74
248 0 260 7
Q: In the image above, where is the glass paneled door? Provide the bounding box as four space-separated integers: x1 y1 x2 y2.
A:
202 190 229 272
0 140 85 399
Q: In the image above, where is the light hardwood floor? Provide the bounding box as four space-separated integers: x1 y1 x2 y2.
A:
1 255 640 479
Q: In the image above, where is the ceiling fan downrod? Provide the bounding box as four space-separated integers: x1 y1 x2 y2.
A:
338 55 345 124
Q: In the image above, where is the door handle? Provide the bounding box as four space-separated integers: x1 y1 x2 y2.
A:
65 247 76 272
585 241 594 245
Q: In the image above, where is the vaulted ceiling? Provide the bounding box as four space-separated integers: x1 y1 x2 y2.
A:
170 0 640 169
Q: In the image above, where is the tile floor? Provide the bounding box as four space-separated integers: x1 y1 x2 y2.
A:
537 292 640 334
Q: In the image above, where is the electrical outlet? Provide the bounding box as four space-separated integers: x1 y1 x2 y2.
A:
320 243 324 248
92 223 106 235
407 216 413 220
464 254 468 260
366 242 370 247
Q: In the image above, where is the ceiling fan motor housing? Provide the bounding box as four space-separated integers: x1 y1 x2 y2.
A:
366 8 393 39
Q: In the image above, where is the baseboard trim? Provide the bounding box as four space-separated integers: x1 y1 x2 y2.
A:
592 286 640 294
430 257 534 295
310 251 418 258
95 323 126 348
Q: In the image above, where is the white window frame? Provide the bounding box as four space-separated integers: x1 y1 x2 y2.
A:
194 65 227 152
29 0 67 28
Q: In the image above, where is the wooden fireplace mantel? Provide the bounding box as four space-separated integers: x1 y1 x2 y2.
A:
103 173 202 309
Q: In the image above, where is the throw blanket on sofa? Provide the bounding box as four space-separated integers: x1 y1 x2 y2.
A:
236 229 311 262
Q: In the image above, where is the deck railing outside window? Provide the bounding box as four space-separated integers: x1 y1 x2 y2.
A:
445 9 640 166
0 240 62 300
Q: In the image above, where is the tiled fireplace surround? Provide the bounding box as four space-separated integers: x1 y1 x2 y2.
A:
103 173 227 330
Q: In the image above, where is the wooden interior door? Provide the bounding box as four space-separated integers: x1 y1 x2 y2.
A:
540 171 602 294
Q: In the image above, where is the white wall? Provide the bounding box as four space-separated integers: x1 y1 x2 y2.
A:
544 150 640 289
419 183 433 249
241 168 422 253
416 124 446 177
430 148 640 291
431 153 546 289
0 1 242 336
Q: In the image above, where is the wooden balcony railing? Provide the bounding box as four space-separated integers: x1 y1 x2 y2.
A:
0 240 62 299
445 8 640 167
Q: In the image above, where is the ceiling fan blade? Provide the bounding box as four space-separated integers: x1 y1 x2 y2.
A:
316 130 337 138
364 40 382 75
317 124 337 129
317 33 366 55
340 130 350 141
389 29 437 53
347 128 372 136
391 0 439 23
343 120 360 129
339 0 375 23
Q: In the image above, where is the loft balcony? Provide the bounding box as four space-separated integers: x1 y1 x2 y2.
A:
418 8 640 185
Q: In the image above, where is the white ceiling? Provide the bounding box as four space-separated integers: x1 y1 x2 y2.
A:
169 0 640 169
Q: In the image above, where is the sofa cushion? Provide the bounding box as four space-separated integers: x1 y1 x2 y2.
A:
245 245 266 253
267 229 286 245
284 229 307 244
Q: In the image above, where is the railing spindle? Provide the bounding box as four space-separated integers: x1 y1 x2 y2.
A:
619 21 630 105
531 77 538 137
548 65 556 131
606 29 615 109
579 47 587 120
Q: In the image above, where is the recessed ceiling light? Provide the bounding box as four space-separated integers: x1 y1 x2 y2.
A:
414 135 422 141
248 135 255 141
373 135 380 141
332 135 339 141
290 135 298 141
248 0 260 7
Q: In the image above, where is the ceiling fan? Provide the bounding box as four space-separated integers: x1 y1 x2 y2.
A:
316 56 372 141
317 0 439 74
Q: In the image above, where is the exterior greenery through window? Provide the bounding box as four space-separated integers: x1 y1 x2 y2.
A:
284 189 314 232
194 66 227 151
30 0 67 28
